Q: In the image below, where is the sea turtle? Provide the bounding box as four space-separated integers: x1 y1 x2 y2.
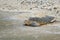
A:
24 16 56 26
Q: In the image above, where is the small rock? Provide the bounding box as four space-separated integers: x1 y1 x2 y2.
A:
53 7 57 10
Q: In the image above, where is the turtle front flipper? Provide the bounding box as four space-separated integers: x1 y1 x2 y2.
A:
24 20 31 26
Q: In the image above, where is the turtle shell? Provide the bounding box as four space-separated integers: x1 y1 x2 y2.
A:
29 16 55 23
24 16 55 26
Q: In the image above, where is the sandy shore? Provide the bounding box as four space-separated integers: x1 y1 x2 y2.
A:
0 0 60 40
0 11 60 40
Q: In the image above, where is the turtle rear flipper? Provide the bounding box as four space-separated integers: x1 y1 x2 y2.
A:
50 19 56 23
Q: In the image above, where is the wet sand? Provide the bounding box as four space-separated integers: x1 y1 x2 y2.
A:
0 11 60 40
